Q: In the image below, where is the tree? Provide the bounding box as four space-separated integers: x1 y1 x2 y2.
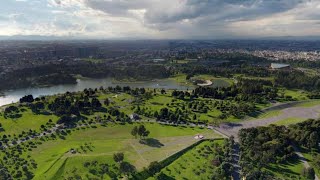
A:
148 161 162 175
302 167 315 180
131 126 138 138
193 114 197 121
308 131 319 149
104 98 110 106
91 98 102 109
138 125 150 139
119 162 136 175
113 152 124 163
155 172 174 180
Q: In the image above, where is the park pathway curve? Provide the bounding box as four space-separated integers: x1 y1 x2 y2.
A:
214 104 320 141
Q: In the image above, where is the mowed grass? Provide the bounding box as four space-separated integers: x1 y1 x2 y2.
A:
0 108 59 136
169 73 232 88
148 139 225 180
273 117 308 126
295 100 320 108
29 123 220 179
248 110 281 120
281 89 309 101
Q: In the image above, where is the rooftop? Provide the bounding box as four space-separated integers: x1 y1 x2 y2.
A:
271 63 290 69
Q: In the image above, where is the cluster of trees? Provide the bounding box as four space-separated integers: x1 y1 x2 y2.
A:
131 125 150 139
171 90 190 100
289 119 320 150
178 58 320 94
80 153 136 179
210 138 234 179
0 143 37 179
19 95 34 103
179 63 271 79
113 152 136 176
240 120 320 179
48 94 102 117
275 71 320 91
193 78 277 103
239 125 295 179
3 106 21 119
0 62 172 91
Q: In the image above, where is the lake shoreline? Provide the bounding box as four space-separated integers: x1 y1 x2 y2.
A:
0 77 193 107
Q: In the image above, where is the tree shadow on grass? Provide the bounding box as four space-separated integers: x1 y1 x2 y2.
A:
266 165 300 176
266 155 302 176
248 111 263 118
139 138 164 148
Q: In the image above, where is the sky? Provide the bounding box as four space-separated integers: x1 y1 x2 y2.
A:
0 0 319 39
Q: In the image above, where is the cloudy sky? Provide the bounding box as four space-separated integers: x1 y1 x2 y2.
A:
0 0 319 39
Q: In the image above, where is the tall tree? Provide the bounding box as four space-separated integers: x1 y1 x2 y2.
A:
113 152 124 163
131 126 138 138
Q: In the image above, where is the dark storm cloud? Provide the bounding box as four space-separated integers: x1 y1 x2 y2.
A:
83 0 304 29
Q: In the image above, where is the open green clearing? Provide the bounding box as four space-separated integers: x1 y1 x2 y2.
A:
301 148 320 178
148 139 227 180
273 117 307 126
248 109 281 120
169 73 232 88
28 123 220 179
266 157 306 180
295 100 320 108
279 89 309 101
0 108 59 136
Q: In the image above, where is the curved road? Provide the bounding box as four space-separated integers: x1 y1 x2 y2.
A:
213 102 320 180
215 104 320 140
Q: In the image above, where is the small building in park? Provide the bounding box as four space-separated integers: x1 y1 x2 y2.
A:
270 63 290 70
129 113 140 120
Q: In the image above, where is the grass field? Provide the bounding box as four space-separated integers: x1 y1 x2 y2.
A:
300 148 320 178
266 157 306 180
28 123 220 179
273 117 307 126
280 89 309 101
169 73 232 88
295 100 320 108
0 108 59 136
248 109 281 120
148 139 225 180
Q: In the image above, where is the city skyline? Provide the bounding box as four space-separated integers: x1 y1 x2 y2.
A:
0 0 320 39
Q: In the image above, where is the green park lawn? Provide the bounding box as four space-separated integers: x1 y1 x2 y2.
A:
280 89 309 101
169 73 232 88
0 108 59 136
148 139 225 180
295 100 320 108
273 117 308 126
300 148 320 178
28 123 220 179
266 157 306 180
247 109 281 121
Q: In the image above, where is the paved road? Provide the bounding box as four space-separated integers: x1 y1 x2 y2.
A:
231 143 241 180
213 103 320 180
215 105 320 141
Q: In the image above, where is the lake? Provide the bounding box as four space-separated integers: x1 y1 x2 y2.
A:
0 78 192 107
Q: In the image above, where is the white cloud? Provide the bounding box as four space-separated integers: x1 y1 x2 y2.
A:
0 0 319 38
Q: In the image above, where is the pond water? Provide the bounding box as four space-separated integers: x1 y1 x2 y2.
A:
0 78 193 107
